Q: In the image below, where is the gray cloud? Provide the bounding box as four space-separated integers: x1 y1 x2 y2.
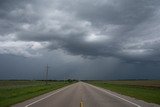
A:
0 0 160 79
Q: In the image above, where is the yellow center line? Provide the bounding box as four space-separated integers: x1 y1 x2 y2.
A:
80 98 84 107
80 101 84 107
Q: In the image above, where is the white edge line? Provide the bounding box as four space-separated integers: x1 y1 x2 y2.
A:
86 83 141 107
25 85 72 107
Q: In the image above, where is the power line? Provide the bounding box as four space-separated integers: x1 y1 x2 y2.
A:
45 64 49 85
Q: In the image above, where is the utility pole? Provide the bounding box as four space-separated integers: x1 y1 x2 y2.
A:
45 64 49 85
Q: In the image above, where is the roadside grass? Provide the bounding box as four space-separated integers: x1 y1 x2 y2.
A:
104 80 160 87
0 80 44 87
89 81 160 105
0 81 72 107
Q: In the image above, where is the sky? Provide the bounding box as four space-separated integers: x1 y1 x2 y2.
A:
0 0 160 80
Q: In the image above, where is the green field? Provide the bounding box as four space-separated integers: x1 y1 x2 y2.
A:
89 80 160 105
0 80 72 107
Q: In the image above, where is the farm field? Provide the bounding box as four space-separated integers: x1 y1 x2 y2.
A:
89 80 160 105
0 80 72 107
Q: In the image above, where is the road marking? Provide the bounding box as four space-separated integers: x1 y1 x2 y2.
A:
86 83 141 107
80 98 84 107
24 84 72 107
80 101 84 107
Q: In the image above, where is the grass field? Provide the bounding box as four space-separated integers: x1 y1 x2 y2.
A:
0 80 73 107
89 80 160 105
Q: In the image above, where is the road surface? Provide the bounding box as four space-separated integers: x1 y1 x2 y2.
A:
13 82 160 107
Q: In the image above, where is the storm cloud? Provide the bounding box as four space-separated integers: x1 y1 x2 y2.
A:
0 0 160 80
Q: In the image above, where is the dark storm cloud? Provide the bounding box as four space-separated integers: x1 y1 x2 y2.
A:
0 0 160 61
65 0 158 25
1 0 159 62
1 0 160 80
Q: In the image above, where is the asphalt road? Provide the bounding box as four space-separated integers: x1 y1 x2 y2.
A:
13 82 160 107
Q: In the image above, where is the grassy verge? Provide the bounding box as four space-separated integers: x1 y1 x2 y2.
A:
0 81 73 107
89 81 160 105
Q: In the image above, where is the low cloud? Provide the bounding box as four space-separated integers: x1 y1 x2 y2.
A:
0 0 160 62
